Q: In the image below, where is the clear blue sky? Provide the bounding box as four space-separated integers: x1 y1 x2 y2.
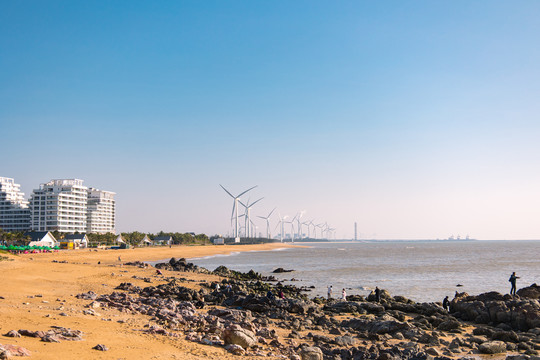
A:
2 1 540 239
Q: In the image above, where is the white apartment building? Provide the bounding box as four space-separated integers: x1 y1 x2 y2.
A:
87 188 116 234
29 179 88 233
0 177 30 232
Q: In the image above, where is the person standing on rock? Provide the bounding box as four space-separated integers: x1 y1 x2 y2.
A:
509 272 520 295
342 288 347 300
375 287 381 302
443 296 450 311
327 285 333 299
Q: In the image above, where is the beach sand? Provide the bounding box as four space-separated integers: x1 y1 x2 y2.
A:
0 243 297 359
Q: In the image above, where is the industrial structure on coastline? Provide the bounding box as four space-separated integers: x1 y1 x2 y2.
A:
0 176 115 234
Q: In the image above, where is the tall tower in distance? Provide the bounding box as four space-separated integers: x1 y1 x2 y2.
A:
354 222 357 241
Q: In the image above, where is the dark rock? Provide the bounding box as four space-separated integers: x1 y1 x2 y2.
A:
75 291 97 300
493 330 519 343
41 335 61 343
517 283 540 299
437 319 461 331
272 268 294 273
17 329 41 338
4 330 21 338
155 258 203 273
452 289 540 331
92 344 109 351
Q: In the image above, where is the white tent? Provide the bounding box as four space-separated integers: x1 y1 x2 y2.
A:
115 235 125 244
139 235 152 246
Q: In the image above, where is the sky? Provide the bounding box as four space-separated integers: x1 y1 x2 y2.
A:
2 1 540 240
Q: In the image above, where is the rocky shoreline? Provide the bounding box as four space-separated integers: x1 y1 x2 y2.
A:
5 257 537 360
93 258 540 359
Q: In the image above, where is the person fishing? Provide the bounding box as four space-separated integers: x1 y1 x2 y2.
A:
509 272 520 295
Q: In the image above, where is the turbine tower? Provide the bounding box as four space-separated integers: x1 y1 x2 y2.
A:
220 184 257 240
257 207 276 239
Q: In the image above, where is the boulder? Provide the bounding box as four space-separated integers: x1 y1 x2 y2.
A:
300 346 323 360
516 284 540 299
4 331 20 338
437 319 461 331
224 344 245 355
222 325 257 349
0 344 31 357
76 291 97 300
208 308 253 323
479 341 507 354
92 344 109 351
334 335 357 346
452 289 540 331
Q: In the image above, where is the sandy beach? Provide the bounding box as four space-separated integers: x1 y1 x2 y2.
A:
0 243 296 359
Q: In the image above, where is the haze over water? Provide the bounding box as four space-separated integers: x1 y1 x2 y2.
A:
189 241 540 303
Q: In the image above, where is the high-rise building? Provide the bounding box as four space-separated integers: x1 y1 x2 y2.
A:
0 177 30 232
87 188 116 234
29 179 88 233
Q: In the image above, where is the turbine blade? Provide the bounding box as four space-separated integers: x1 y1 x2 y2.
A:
220 184 235 199
238 185 257 198
250 197 264 207
268 207 276 218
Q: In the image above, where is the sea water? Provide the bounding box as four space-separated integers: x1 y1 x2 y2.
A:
189 241 540 303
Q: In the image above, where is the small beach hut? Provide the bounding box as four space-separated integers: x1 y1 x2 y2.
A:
25 231 58 248
153 236 172 246
62 234 89 249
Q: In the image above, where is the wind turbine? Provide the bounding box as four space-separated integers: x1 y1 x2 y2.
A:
274 213 288 242
316 223 324 239
292 211 305 240
239 197 263 239
303 219 314 239
257 207 276 239
220 184 257 240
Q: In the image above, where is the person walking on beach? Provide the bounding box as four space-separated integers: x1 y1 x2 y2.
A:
443 296 450 311
375 287 381 302
342 288 347 300
327 285 333 299
509 272 520 295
